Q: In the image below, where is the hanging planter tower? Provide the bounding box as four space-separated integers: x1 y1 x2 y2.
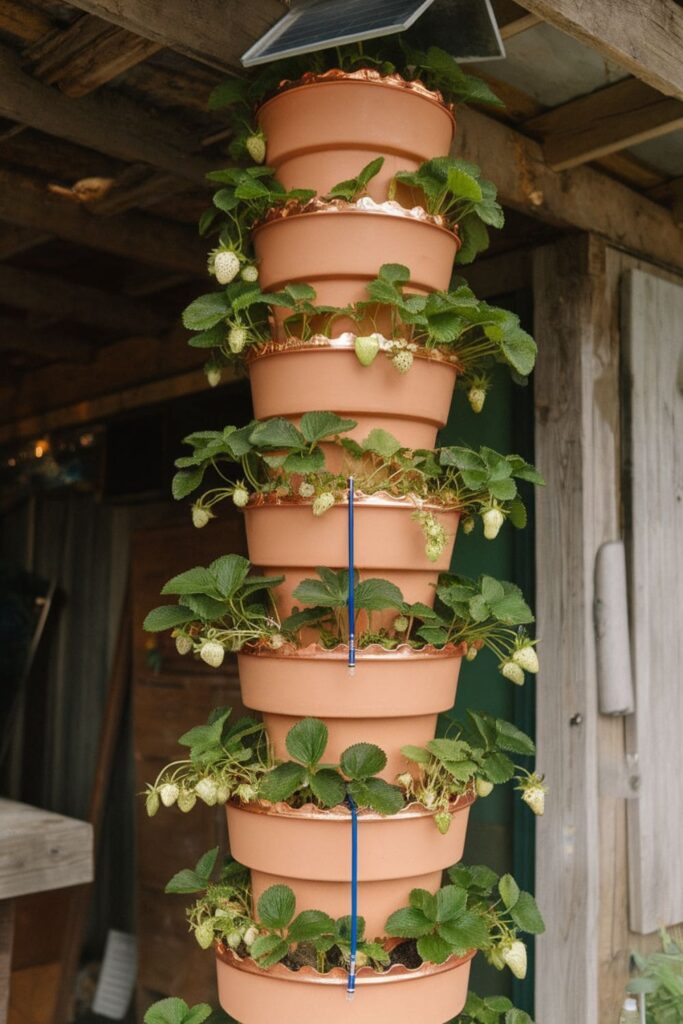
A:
142 39 546 1024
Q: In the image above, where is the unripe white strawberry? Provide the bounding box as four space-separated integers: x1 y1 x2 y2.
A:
522 785 546 816
160 782 180 807
175 634 193 655
216 782 231 804
396 772 414 790
354 333 381 367
392 349 414 374
435 811 452 834
145 789 160 817
269 633 285 650
228 325 248 354
240 265 259 282
177 788 197 812
200 640 225 668
195 919 216 949
426 540 444 562
226 929 242 950
466 645 479 662
246 133 266 164
503 940 527 979
355 951 369 969
468 386 487 414
236 783 259 803
195 777 219 806
232 485 249 508
501 660 525 686
212 249 240 285
206 366 222 388
298 481 315 498
393 615 409 632
461 515 476 535
482 506 505 540
192 503 214 529
243 926 259 947
488 946 506 971
312 491 335 516
513 645 539 674
476 778 494 798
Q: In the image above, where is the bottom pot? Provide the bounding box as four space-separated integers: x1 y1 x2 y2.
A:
226 796 474 938
216 945 474 1024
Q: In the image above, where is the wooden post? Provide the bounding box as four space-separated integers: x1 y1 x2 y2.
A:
0 899 14 1024
533 235 613 1024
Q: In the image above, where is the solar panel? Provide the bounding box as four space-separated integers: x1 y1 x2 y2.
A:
408 0 504 62
241 0 438 67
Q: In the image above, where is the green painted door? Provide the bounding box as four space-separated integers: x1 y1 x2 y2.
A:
437 288 536 1016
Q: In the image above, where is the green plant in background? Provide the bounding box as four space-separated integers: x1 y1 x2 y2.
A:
628 929 683 1023
143 997 232 1023
452 992 534 1023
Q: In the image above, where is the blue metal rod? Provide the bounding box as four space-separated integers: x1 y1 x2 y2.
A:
348 476 356 673
346 793 359 997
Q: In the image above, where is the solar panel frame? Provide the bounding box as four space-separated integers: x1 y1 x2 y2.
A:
241 0 438 66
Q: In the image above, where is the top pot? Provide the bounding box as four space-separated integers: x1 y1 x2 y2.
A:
258 75 456 201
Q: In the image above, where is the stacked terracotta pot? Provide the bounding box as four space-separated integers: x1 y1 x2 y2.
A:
215 73 482 1024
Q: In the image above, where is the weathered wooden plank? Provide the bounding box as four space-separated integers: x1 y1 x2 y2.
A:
533 235 604 1024
518 0 683 101
493 0 542 39
455 106 683 273
0 0 52 43
25 14 162 97
0 41 213 183
61 0 285 72
0 316 92 361
622 268 683 934
0 167 205 272
525 78 683 170
0 265 167 333
0 799 93 899
90 168 188 216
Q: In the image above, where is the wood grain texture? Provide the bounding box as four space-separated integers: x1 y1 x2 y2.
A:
0 225 51 260
0 41 213 183
518 0 683 100
525 78 683 170
0 800 93 900
25 14 162 97
0 899 14 1024
533 235 606 1024
0 166 205 272
622 268 683 934
62 0 285 72
455 106 683 274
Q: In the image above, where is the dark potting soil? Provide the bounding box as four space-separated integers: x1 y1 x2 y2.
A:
278 940 422 974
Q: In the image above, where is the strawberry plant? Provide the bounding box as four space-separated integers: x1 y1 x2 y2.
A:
627 928 683 1023
143 554 284 662
259 717 405 815
144 997 230 1024
453 992 534 1024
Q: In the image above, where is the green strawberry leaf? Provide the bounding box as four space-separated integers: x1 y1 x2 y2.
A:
309 768 346 807
299 411 357 444
288 909 336 942
417 932 454 964
143 604 196 632
256 884 296 929
384 906 433 938
250 934 289 967
340 743 387 780
509 891 545 934
285 717 328 768
259 762 307 803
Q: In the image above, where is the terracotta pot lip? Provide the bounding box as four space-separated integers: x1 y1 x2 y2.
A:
258 67 456 125
216 943 474 985
227 790 476 823
239 641 467 661
245 333 461 372
252 200 458 242
244 490 460 513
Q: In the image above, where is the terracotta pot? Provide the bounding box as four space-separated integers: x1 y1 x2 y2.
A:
216 945 473 1024
244 496 459 618
258 76 455 202
247 339 458 452
253 210 458 321
225 796 474 938
237 646 464 780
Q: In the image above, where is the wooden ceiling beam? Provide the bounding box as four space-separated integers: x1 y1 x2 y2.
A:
0 1 52 44
0 264 168 334
517 0 683 101
0 315 93 362
0 224 51 260
0 42 214 184
493 0 542 39
455 105 683 273
89 168 189 217
0 166 205 273
61 0 285 72
525 78 683 170
24 14 163 98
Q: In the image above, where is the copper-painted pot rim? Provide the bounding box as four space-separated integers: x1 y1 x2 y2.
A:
244 490 461 513
239 641 467 662
252 203 459 243
216 943 474 986
227 790 476 823
245 333 462 372
258 68 456 125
